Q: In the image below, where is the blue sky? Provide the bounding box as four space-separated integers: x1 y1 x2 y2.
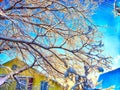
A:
92 0 120 68
0 0 120 69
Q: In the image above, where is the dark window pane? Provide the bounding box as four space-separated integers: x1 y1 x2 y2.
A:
40 81 48 90
28 77 33 90
12 64 17 70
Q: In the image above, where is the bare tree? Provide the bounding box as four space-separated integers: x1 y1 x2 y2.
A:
0 0 111 89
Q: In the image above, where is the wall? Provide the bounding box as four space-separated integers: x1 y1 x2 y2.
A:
0 58 64 90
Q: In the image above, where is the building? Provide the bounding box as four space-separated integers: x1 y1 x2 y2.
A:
0 58 65 90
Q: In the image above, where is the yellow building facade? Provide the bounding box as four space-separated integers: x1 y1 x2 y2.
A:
0 58 65 90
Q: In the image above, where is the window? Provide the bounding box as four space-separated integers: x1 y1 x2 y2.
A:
40 81 48 90
16 77 27 90
12 64 17 70
16 77 33 90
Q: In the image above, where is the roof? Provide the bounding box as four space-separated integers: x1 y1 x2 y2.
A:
97 68 120 90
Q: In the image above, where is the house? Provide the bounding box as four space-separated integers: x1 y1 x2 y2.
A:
0 58 65 90
97 68 120 90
